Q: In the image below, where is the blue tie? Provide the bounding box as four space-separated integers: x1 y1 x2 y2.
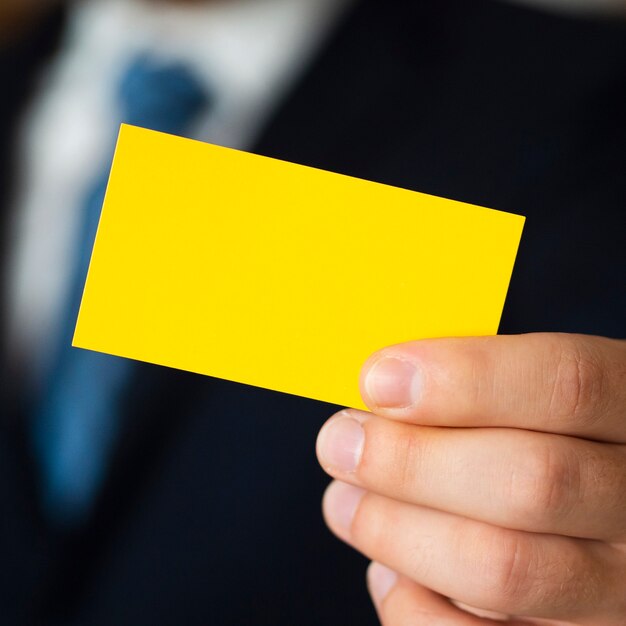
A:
33 55 211 527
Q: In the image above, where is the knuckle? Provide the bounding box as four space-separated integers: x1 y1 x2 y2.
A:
469 528 537 610
350 491 375 546
474 527 599 614
547 335 605 428
392 429 428 496
490 533 534 604
350 492 394 558
507 443 579 527
351 494 438 583
466 345 494 411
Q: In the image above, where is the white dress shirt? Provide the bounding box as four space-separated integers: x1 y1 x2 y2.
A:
5 0 351 385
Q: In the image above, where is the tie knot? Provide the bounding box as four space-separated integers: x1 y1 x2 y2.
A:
117 55 211 136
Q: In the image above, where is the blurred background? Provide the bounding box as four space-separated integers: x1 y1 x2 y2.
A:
0 0 624 624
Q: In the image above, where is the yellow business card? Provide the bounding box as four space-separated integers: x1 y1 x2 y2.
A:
73 124 524 409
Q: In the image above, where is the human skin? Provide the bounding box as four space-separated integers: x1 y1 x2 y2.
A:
316 333 626 624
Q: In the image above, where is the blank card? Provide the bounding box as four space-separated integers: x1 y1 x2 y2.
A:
73 124 525 409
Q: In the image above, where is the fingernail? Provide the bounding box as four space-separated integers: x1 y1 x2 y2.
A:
317 416 365 473
367 562 397 606
323 481 365 537
365 356 421 408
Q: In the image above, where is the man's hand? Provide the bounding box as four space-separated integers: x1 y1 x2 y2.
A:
316 333 626 624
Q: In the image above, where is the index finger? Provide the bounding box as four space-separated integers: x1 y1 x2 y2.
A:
359 333 626 442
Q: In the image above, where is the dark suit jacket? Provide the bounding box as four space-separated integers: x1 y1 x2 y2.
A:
1 1 625 624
